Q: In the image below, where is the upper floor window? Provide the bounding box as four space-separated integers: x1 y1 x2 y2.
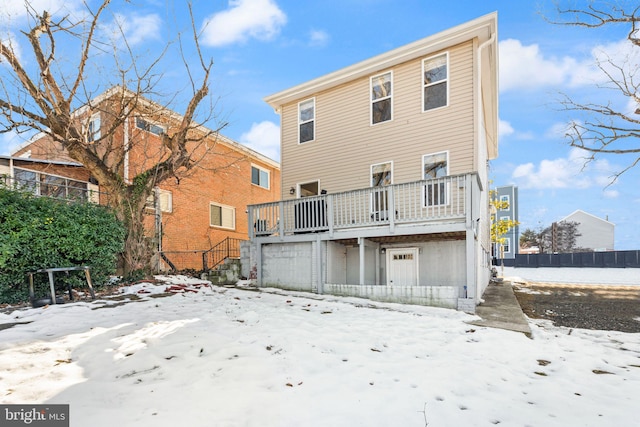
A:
371 72 392 124
502 237 511 254
136 117 165 136
88 113 101 142
423 53 448 111
422 151 448 206
298 98 315 143
251 165 270 189
210 202 235 230
499 195 510 208
145 188 173 213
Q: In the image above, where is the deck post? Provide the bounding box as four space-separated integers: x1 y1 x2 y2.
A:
358 237 365 286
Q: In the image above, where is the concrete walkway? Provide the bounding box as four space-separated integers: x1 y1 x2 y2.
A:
468 280 532 336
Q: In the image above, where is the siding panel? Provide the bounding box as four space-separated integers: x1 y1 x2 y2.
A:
280 41 476 198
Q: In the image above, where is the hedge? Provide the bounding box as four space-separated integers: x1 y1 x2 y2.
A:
0 187 125 304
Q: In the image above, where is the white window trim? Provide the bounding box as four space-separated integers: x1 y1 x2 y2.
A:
421 150 449 207
296 180 321 198
370 161 394 187
370 71 393 125
251 164 270 190
422 52 449 112
502 237 511 254
13 167 90 199
298 97 315 144
135 116 166 136
146 188 173 213
88 113 101 142
210 202 236 230
370 161 393 216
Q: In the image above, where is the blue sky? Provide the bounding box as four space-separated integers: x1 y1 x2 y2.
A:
1 0 639 250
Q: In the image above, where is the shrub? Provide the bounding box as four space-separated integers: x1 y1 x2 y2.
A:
0 187 125 304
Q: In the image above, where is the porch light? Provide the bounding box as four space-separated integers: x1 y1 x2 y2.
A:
289 187 295 195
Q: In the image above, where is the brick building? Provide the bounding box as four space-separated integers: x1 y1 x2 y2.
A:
6 87 280 271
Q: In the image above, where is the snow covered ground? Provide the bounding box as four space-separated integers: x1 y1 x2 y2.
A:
501 266 639 286
1 276 639 427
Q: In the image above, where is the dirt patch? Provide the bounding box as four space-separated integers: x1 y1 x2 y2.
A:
513 282 640 333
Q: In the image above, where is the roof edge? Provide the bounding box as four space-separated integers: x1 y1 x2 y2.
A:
264 12 497 110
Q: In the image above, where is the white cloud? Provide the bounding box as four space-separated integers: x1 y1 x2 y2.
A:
0 130 30 155
0 31 21 63
498 119 514 138
239 121 280 162
499 38 614 92
309 29 329 47
0 0 82 24
545 121 573 139
603 189 619 198
511 147 616 190
105 13 162 46
201 0 287 47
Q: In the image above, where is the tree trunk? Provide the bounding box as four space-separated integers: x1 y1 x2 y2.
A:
108 185 154 278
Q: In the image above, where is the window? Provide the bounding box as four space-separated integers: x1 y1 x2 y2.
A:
298 181 319 197
136 117 165 136
13 168 37 194
40 175 66 199
371 162 392 213
499 195 510 210
422 53 448 111
422 152 448 206
371 72 392 124
13 168 88 200
210 202 235 229
251 165 270 189
298 98 315 143
146 189 173 213
502 238 511 254
88 113 101 142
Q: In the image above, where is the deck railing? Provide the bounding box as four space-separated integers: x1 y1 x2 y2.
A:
248 173 477 238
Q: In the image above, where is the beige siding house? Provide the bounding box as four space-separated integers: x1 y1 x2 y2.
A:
243 13 498 312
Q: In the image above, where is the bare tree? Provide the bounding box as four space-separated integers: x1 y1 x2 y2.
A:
520 221 584 254
547 2 640 180
0 1 225 276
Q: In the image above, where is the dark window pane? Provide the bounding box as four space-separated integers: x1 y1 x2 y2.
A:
300 121 314 143
424 64 447 84
372 74 391 100
14 169 37 194
210 205 222 226
251 167 260 185
424 82 447 111
41 175 65 198
372 98 391 124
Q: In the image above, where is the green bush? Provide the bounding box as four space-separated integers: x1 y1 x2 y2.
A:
0 187 125 304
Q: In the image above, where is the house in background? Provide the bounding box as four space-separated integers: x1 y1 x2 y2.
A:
494 184 519 259
561 209 614 252
243 13 498 312
6 87 281 272
0 156 98 203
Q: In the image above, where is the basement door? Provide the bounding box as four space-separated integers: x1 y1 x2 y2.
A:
387 248 419 286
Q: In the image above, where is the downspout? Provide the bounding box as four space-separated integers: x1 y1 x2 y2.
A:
467 30 496 305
